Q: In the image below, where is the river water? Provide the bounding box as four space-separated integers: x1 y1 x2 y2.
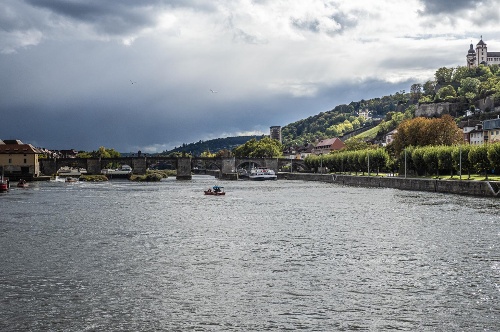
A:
0 176 499 331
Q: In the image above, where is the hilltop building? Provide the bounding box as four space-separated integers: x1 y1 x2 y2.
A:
270 126 282 143
466 36 500 68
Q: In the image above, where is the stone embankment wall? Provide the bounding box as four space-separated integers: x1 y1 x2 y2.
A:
283 173 500 197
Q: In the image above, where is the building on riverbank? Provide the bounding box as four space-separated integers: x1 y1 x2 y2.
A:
0 139 41 179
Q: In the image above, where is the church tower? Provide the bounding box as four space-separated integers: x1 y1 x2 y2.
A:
475 36 487 66
466 42 476 68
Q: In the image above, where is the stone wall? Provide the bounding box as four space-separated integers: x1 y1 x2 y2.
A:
416 96 499 118
415 102 462 118
284 173 500 197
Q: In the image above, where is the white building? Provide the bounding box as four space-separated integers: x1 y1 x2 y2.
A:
467 37 500 68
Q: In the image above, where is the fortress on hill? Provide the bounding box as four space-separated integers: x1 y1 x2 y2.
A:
466 36 500 68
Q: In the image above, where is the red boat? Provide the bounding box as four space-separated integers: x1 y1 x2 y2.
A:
204 186 225 196
0 179 9 192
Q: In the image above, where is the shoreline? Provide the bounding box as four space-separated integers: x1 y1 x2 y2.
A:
282 173 500 198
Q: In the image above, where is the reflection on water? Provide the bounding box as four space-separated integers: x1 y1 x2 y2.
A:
1 176 499 331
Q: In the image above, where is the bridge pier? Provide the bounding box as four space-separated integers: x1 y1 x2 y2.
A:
131 158 147 174
176 157 192 180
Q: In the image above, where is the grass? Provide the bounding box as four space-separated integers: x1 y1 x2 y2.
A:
354 124 382 141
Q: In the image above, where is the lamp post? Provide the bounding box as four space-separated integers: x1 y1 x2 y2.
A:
320 154 323 174
367 152 370 176
459 145 462 180
404 149 407 178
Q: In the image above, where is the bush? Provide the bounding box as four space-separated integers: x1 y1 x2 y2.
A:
80 175 108 182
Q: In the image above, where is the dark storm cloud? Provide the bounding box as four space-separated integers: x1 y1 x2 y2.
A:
23 0 216 35
418 0 482 15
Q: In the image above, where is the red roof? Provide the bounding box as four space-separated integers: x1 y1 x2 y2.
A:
315 137 346 150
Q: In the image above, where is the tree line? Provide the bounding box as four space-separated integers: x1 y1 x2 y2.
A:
305 143 500 179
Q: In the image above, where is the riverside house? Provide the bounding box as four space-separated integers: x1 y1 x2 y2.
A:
0 139 41 179
312 137 346 155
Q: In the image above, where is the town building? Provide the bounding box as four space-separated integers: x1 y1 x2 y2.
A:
482 117 500 143
467 36 500 68
312 137 346 155
270 126 282 143
459 120 482 144
358 109 371 120
284 143 315 160
0 139 41 178
469 124 484 145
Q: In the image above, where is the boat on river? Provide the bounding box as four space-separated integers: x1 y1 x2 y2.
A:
0 179 9 192
101 165 133 178
0 168 9 192
65 177 79 183
249 167 277 181
204 185 225 196
17 179 28 188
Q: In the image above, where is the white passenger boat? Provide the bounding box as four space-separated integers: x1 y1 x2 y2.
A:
248 167 277 181
101 165 133 178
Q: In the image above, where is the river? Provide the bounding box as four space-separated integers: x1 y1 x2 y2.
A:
0 176 499 331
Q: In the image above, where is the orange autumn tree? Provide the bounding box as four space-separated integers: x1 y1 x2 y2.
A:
392 114 463 156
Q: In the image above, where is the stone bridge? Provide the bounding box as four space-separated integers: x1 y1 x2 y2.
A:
39 156 307 180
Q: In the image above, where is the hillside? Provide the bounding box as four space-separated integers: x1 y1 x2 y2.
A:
160 64 500 155
160 135 265 157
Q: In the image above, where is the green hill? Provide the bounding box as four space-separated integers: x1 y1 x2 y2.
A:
160 135 265 157
161 64 500 154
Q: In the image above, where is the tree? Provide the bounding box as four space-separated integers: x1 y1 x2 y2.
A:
410 83 422 102
452 145 473 179
368 149 389 175
436 85 457 101
392 115 462 156
344 137 372 151
458 77 481 97
423 146 440 176
233 137 282 158
435 67 454 84
469 145 491 179
452 66 474 83
487 142 500 173
423 80 436 96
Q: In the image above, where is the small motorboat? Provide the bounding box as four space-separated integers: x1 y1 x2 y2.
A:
204 185 225 196
0 179 8 192
65 177 79 183
17 179 29 188
0 170 9 192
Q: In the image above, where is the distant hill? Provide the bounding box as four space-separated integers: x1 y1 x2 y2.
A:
159 135 265 157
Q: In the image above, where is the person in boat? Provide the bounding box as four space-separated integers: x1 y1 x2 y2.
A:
213 185 221 193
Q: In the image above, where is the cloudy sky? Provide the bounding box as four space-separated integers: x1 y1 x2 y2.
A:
1 0 499 153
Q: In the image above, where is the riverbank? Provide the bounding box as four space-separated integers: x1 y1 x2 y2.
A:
283 173 500 197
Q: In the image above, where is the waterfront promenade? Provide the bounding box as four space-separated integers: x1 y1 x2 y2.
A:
283 173 500 198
